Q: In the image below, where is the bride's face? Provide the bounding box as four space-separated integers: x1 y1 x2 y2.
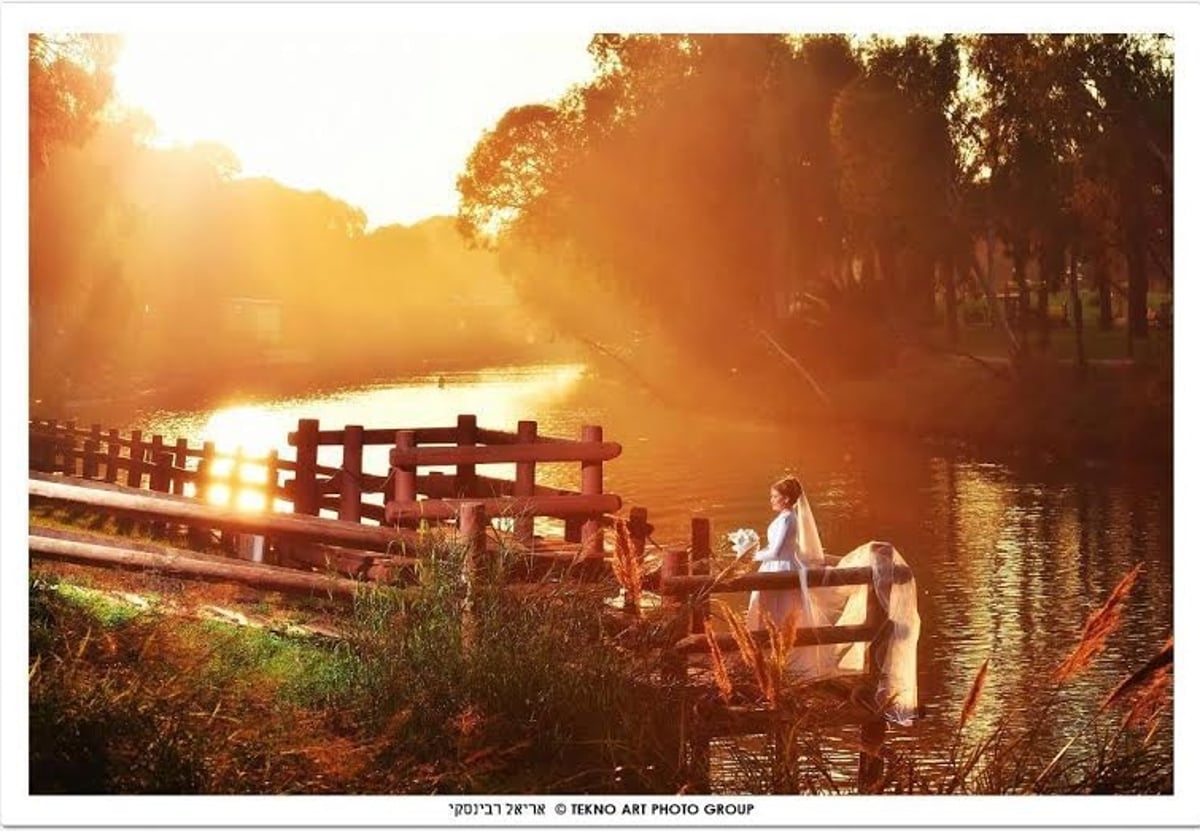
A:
770 488 787 512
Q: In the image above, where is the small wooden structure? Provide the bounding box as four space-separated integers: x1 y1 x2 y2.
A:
285 415 625 565
656 518 913 793
29 415 643 579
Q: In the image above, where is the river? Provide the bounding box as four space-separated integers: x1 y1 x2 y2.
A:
62 361 1174 786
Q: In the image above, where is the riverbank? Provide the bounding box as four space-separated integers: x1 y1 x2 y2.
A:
28 542 1172 795
33 332 1171 467
813 350 1172 464
35 339 583 424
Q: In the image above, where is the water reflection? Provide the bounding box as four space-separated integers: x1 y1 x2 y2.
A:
115 362 1171 771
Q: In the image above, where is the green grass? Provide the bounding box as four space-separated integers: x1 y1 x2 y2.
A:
27 538 687 794
53 582 149 628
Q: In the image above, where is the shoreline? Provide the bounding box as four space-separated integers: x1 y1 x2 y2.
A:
32 347 1172 470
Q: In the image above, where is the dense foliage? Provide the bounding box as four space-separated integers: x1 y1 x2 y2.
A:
457 34 1172 375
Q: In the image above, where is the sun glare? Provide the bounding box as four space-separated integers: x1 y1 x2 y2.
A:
111 32 596 228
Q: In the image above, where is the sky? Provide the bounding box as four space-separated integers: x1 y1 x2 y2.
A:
113 33 598 229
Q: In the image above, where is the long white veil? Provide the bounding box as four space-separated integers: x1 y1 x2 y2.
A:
791 494 921 726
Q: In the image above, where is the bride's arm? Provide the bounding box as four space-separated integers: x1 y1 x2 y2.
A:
753 513 795 561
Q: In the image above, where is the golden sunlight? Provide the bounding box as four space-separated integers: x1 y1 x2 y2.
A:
112 33 596 228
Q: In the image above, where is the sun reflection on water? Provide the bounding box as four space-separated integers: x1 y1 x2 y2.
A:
138 364 589 512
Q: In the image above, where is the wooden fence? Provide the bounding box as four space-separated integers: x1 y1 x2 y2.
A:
30 418 283 511
288 415 625 560
30 415 651 578
657 518 915 793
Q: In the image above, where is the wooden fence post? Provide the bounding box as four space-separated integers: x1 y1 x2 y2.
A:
189 442 216 549
63 420 77 475
84 425 102 478
340 425 364 522
690 518 711 634
82 439 100 479
456 414 478 497
149 434 164 478
857 542 895 794
229 446 244 511
127 430 144 488
294 419 319 516
513 420 537 547
581 425 604 560
458 501 488 580
264 449 279 511
88 424 102 472
105 429 121 484
173 438 189 494
392 430 417 526
660 547 688 685
149 452 173 538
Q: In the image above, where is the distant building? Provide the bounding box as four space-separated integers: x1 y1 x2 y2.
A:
224 297 283 349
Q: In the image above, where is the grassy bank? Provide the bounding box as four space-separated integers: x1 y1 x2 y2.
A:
28 530 1172 795
28 536 686 795
738 322 1173 463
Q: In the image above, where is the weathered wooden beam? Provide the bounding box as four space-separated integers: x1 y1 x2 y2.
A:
390 441 622 467
29 530 378 602
384 493 621 523
30 473 409 552
285 426 572 447
659 565 913 596
673 623 879 654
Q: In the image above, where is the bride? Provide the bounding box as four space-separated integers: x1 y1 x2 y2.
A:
743 475 921 725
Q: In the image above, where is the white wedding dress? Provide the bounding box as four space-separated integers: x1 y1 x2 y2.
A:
748 493 921 725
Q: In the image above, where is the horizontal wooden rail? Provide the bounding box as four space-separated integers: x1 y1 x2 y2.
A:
390 441 622 467
30 528 376 602
673 622 880 654
30 473 408 552
384 493 621 522
307 471 577 499
659 565 914 596
31 426 294 470
286 426 571 447
477 427 568 446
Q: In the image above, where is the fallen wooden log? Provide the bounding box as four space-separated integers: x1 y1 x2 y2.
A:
29 528 388 602
30 472 410 552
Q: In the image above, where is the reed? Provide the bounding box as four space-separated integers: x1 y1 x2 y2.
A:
1053 563 1144 683
610 518 643 611
959 658 989 731
703 620 734 704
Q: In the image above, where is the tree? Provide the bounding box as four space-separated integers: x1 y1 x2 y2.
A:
29 34 119 173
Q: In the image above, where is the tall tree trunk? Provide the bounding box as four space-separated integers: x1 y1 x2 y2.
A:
1012 242 1030 358
1096 252 1114 331
919 252 937 326
1126 226 1149 344
970 229 1021 364
1037 243 1062 354
1069 247 1087 378
944 256 960 345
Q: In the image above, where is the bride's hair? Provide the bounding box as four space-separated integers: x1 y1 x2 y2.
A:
772 475 804 506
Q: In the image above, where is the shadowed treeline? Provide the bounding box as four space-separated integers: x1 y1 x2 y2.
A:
29 35 543 409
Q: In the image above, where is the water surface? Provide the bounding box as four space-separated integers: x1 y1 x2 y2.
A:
69 362 1174 783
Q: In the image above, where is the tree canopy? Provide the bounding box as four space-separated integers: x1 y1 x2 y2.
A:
457 33 1173 377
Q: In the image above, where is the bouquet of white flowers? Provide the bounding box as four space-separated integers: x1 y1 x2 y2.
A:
728 528 760 558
